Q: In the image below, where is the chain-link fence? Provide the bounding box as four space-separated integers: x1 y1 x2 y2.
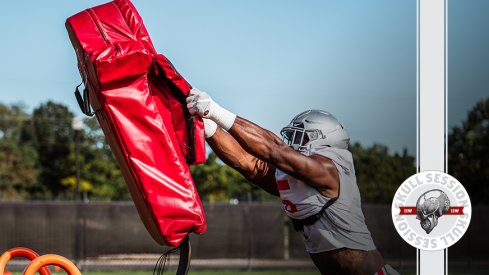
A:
1 202 486 273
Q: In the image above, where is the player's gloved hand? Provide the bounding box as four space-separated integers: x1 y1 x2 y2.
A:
186 88 236 130
203 118 217 138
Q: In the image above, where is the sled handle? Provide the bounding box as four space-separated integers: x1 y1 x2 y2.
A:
176 235 191 275
153 235 192 275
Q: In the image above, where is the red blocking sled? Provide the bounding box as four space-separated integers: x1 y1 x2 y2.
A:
66 0 206 247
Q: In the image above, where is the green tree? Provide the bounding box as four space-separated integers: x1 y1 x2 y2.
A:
0 139 39 199
0 102 28 140
190 152 276 202
351 143 416 203
16 102 130 200
0 103 39 199
2 100 421 204
191 144 416 203
20 101 75 199
448 97 489 204
78 117 129 200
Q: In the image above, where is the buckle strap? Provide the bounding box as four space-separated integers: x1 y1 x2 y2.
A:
74 83 94 117
290 197 338 231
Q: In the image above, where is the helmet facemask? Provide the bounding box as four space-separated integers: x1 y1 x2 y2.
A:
280 125 323 152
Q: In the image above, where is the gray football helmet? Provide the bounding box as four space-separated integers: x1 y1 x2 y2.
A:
280 110 350 151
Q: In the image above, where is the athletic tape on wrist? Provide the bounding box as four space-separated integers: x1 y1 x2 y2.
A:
211 104 236 131
203 119 218 138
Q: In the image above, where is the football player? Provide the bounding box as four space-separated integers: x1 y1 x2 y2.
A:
186 88 399 275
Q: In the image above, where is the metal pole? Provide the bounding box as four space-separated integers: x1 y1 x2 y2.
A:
74 129 80 201
72 117 83 201
71 117 84 269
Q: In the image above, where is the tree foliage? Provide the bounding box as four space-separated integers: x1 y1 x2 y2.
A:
190 152 277 203
0 100 417 202
0 101 129 200
0 103 39 199
19 101 75 199
76 117 129 200
2 98 485 204
448 97 489 204
351 143 415 203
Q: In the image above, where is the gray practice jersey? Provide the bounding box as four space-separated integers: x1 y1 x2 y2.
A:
275 146 376 252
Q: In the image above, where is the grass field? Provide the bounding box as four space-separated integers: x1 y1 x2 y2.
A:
8 271 383 275
7 269 414 275
81 271 320 275
9 268 489 274
10 271 321 275
9 269 489 275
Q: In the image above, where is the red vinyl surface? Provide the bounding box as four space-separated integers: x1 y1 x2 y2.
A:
66 0 206 247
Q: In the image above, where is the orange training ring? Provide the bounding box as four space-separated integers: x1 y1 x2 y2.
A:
23 254 81 275
0 247 51 275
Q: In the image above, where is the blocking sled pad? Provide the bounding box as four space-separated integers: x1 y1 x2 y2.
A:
66 0 206 247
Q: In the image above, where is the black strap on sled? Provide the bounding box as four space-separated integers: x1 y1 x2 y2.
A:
291 197 338 232
153 235 191 275
74 83 94 117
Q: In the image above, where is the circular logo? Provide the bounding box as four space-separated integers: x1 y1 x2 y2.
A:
391 171 471 251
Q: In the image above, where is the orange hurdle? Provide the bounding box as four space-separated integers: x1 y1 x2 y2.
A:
0 247 51 275
24 254 81 275
0 247 81 275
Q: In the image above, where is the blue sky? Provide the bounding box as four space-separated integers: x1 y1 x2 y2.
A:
0 0 486 156
448 0 489 126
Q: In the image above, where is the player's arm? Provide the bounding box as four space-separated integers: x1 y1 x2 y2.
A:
228 117 339 198
187 89 339 198
203 119 279 196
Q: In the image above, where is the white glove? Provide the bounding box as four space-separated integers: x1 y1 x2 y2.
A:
203 118 217 138
186 88 236 130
